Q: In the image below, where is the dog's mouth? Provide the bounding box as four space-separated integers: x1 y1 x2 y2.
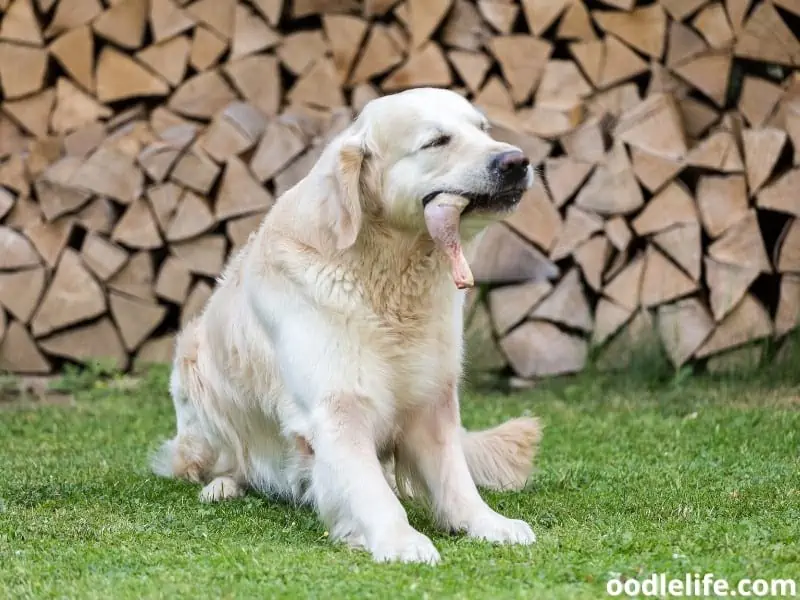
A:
421 186 525 215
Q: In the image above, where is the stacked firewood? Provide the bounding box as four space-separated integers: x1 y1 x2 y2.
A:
0 0 798 378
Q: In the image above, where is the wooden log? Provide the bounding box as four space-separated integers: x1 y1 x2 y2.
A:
592 4 667 59
0 226 40 269
666 20 708 68
775 219 800 273
469 223 559 284
277 30 328 76
705 256 759 321
595 310 660 371
521 0 570 36
231 2 281 59
170 145 221 195
250 119 308 183
0 319 51 373
348 24 405 85
656 297 714 367
149 0 195 43
474 75 515 114
640 244 698 307
226 212 266 251
757 168 800 217
574 234 611 291
574 142 643 216
0 0 43 46
503 182 562 252
587 83 642 119
743 128 787 196
63 121 106 159
3 88 51 139
200 103 266 163
696 174 748 238
288 58 346 109
0 113 28 159
632 181 697 236
170 234 227 277
530 268 593 332
323 14 368 84
135 35 191 88
440 0 488 52
216 156 274 222
39 317 127 370
672 50 732 108
168 70 238 120
500 320 587 378
95 46 170 103
478 0 518 34
534 59 592 112
138 124 196 183
550 204 603 261
489 35 552 104
0 266 46 323
50 78 112 135
189 25 228 72
0 42 48 99
519 103 583 139
187 0 235 40
30 249 106 337
614 93 688 161
24 217 73 268
92 0 149 50
708 210 771 273
653 222 702 281
604 252 644 310
181 279 212 327
544 157 593 207
224 54 281 117
71 146 143 205
407 0 452 48
33 157 90 221
687 130 743 172
155 255 192 304
488 281 552 336
557 0 595 41
738 76 784 128
134 333 175 370
73 197 114 235
692 3 734 49
43 0 102 39
592 298 633 346
81 232 128 282
48 25 94 94
147 182 182 234
705 344 763 374
679 97 720 139
112 198 163 250
695 294 772 358
604 217 632 252
559 115 606 164
165 191 215 242
382 41 452 91
734 2 800 67
109 291 167 352
107 251 155 302
775 274 800 337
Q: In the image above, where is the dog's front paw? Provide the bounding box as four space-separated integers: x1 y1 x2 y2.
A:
467 512 537 545
199 476 244 503
370 526 441 565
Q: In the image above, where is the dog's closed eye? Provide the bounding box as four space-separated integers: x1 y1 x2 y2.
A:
421 134 452 150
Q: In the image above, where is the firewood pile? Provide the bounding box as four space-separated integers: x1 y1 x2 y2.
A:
0 0 798 378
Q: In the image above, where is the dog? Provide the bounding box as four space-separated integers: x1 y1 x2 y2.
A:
152 88 542 564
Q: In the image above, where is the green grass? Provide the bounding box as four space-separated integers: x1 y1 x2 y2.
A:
1 364 799 599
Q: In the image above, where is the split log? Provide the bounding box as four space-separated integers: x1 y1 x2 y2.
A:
614 93 688 161
250 119 308 183
34 157 91 221
168 70 238 120
574 142 644 216
43 0 102 39
738 76 784 128
592 4 667 59
24 218 73 268
4 88 55 139
134 334 175 370
696 174 748 238
550 204 603 261
109 292 167 352
147 182 182 233
138 124 197 183
155 256 192 305
39 317 127 370
535 59 592 112
605 217 632 252
489 35 552 104
592 298 633 346
74 197 116 235
652 222 701 281
200 103 266 164
0 320 51 373
673 51 732 108
112 198 163 250
189 25 228 72
81 232 128 281
632 181 697 236
30 249 106 337
560 116 606 164
135 36 191 88
521 0 570 36
604 252 644 310
692 3 734 49
216 156 275 222
181 280 213 327
71 146 144 205
0 226 41 270
695 294 773 358
107 251 155 302
231 2 281 59
224 54 281 117
50 78 112 135
641 244 699 307
503 182 562 252
92 0 149 50
544 157 594 207
0 0 43 46
170 145 221 195
348 24 405 85
630 147 684 193
226 212 266 251
656 297 714 367
149 0 195 43
488 281 552 336
187 0 235 40
708 210 772 273
170 234 227 277
556 0 595 40
705 256 759 321
775 274 800 337
734 3 800 67
574 235 611 291
0 266 46 323
447 50 491 93
479 0 519 34
744 128 788 195
323 14 368 84
757 168 800 217
775 219 800 273
706 344 763 374
687 130 743 172
382 42 452 91
530 268 593 332
666 20 708 68
469 223 560 284
0 42 48 99
95 46 170 102
166 191 215 243
500 320 588 378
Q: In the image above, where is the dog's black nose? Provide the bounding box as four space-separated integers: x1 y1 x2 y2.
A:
490 150 530 182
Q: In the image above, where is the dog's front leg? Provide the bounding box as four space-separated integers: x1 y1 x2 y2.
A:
309 394 440 565
397 383 536 545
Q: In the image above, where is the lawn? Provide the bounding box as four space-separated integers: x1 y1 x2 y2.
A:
1 362 798 599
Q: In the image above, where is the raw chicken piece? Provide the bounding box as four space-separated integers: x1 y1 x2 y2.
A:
424 193 474 289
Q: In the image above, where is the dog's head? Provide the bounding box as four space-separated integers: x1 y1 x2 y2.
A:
309 88 533 252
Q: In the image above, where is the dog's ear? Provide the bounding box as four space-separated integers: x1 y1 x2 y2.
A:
325 133 365 251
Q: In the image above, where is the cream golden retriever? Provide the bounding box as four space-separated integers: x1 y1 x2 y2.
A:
152 88 542 564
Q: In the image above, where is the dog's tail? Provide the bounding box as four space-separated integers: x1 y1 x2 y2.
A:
460 417 542 491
